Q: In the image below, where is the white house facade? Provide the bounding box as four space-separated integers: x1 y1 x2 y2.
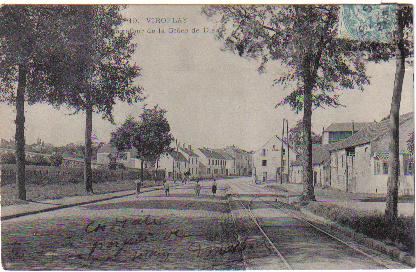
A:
252 136 296 183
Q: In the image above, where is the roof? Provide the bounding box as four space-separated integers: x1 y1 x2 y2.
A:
312 145 330 165
214 149 235 160
224 145 250 154
328 112 414 152
169 150 188 162
290 145 330 167
254 135 300 155
324 122 372 132
97 143 115 154
198 148 226 159
179 147 199 157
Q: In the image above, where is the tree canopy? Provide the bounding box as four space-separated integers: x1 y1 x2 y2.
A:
32 5 143 121
203 5 377 111
111 105 174 162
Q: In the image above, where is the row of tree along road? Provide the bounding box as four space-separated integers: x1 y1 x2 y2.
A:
1 6 145 197
0 5 413 224
202 5 413 222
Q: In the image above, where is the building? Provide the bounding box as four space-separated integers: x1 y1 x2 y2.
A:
252 136 296 183
322 122 372 145
96 143 150 169
223 146 252 176
194 148 226 178
214 149 236 176
290 145 331 187
178 145 199 178
158 150 189 180
327 112 414 195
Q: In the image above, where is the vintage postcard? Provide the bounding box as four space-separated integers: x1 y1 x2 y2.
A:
0 3 414 270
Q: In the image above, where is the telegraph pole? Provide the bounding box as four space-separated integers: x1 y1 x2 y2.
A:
280 118 289 184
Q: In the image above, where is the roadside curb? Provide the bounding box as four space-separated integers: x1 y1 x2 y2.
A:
1 186 163 221
298 207 415 268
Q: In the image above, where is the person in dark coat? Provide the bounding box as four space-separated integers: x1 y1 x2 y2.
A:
212 179 217 196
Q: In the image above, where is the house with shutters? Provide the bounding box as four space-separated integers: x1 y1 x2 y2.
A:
194 148 226 178
327 112 414 195
252 136 296 183
214 149 236 176
178 145 199 178
158 150 189 180
223 146 252 176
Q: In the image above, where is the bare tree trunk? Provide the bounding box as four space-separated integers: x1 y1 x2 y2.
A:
301 80 316 201
15 64 27 200
138 159 144 193
84 106 94 194
385 8 406 222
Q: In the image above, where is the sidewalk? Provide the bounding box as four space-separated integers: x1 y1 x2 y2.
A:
1 185 163 220
266 183 415 217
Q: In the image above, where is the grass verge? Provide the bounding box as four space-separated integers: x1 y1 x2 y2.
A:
1 179 162 206
304 201 414 255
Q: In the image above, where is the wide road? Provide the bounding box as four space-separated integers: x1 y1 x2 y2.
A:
1 177 410 270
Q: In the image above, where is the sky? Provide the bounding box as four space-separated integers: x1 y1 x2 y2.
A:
0 5 414 151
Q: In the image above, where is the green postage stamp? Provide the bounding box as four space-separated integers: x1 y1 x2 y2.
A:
338 5 397 42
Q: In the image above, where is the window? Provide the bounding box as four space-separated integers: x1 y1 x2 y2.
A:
262 149 266 156
282 148 286 155
262 160 267 166
403 155 414 176
208 159 210 165
383 162 389 175
406 161 414 175
374 160 380 175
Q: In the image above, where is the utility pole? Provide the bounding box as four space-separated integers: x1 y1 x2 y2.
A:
280 118 289 184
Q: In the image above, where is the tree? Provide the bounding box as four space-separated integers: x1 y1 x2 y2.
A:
203 5 370 200
49 153 63 167
0 6 76 200
43 6 143 194
287 120 322 154
0 153 16 164
28 154 50 166
111 105 174 192
385 5 413 222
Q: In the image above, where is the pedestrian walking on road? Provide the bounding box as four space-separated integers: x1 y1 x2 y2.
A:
136 180 142 195
195 179 201 197
212 179 217 196
163 180 170 196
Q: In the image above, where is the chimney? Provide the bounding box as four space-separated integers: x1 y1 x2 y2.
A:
189 145 191 150
183 143 185 148
352 120 355 135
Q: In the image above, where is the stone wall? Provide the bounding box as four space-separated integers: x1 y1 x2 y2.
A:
0 164 165 186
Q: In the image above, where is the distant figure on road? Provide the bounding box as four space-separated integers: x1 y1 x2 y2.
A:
136 180 142 195
163 180 170 196
212 179 217 196
195 179 201 197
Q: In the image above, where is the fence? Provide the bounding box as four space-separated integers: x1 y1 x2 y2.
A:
0 164 165 186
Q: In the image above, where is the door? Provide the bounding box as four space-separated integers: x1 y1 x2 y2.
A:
262 172 267 182
346 156 356 192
